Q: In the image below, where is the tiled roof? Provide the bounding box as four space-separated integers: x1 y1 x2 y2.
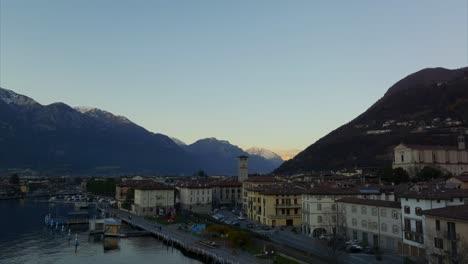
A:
336 197 401 208
117 180 153 188
453 175 468 183
422 204 468 222
135 182 174 190
243 176 284 183
401 189 468 200
246 184 305 195
208 180 242 187
177 180 213 189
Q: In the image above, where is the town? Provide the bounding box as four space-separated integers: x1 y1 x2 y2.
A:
3 137 468 264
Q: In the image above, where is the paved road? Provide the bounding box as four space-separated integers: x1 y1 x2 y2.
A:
217 209 404 264
101 206 268 264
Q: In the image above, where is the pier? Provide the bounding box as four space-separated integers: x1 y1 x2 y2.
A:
98 206 264 264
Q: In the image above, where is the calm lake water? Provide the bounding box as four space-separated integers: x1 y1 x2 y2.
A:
0 199 201 264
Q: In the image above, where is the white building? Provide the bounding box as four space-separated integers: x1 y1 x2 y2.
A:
177 181 212 214
337 197 402 252
393 136 468 176
301 186 394 237
133 183 175 216
400 189 468 260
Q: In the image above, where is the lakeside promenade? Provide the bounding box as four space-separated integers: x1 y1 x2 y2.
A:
99 206 268 264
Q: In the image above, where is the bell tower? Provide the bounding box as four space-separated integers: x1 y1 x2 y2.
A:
238 155 249 182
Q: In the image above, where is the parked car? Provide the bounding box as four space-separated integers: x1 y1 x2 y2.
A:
319 234 334 241
347 244 362 253
247 223 255 229
238 215 245 220
363 246 375 254
261 225 270 231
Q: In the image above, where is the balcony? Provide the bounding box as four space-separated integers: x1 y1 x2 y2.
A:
275 204 301 209
268 214 301 219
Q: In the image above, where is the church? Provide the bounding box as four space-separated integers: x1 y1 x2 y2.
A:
392 135 468 176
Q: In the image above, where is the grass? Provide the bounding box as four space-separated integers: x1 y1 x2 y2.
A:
274 255 301 264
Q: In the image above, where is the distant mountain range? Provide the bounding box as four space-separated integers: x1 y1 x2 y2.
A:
0 87 282 176
275 67 468 174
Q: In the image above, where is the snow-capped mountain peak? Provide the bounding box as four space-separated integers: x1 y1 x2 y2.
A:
245 147 283 161
74 106 131 123
0 87 38 105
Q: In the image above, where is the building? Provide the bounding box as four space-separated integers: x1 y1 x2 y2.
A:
209 179 242 208
177 181 212 214
422 204 468 264
302 185 394 238
242 175 284 212
238 155 249 182
393 136 468 176
400 189 468 260
446 174 468 189
133 183 175 216
115 180 152 204
244 184 304 227
337 197 402 252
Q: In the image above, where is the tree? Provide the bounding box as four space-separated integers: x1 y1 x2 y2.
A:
416 167 443 182
379 167 410 184
122 188 134 210
9 174 20 185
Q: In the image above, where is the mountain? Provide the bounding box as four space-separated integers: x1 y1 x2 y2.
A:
275 66 468 174
271 149 301 161
185 138 280 175
0 88 199 175
245 147 283 167
170 137 187 147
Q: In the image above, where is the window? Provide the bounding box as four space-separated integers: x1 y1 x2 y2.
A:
447 222 457 240
276 199 279 205
294 208 298 215
381 223 387 232
392 210 399 219
352 205 357 213
332 215 336 223
436 220 440 231
434 238 444 249
294 198 298 204
437 200 440 203
380 209 387 217
401 154 404 162
352 218 357 226
372 208 378 216
404 219 411 231
404 206 410 214
353 231 357 240
317 204 322 211
361 220 367 228
318 216 322 223
415 207 422 216
416 221 423 234
361 207 367 215
392 225 399 234
331 204 336 211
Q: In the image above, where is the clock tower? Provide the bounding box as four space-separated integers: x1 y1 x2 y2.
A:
238 155 249 182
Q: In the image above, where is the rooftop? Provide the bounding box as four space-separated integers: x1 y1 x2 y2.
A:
422 204 468 222
336 197 401 208
401 189 468 200
134 182 174 191
208 180 242 187
243 175 284 183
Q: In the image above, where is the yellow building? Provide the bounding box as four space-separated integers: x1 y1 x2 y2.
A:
423 204 468 264
19 184 29 194
446 175 468 189
242 176 284 211
244 184 304 227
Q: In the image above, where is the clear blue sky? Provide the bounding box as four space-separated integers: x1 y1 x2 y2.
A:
0 1 467 151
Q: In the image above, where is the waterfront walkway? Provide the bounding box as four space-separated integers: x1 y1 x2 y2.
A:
100 206 267 264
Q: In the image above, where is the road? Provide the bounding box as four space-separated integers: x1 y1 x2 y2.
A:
217 209 404 264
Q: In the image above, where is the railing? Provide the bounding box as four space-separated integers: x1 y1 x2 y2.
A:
274 204 301 209
268 214 301 219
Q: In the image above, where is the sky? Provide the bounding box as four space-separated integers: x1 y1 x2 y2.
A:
0 1 467 152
